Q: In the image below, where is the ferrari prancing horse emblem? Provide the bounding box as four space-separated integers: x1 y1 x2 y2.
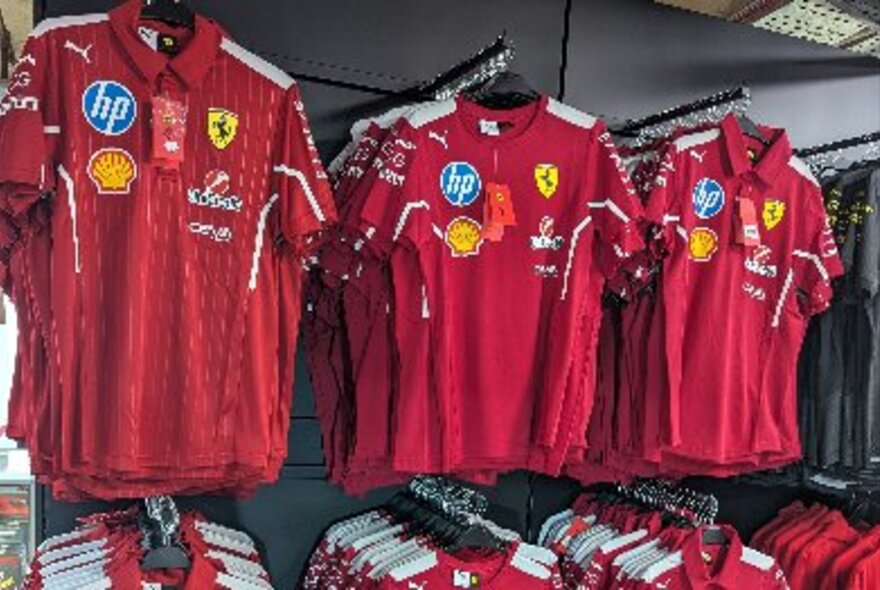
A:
207 108 239 150
762 199 786 230
535 164 559 199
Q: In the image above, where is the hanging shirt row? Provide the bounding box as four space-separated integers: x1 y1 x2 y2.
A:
540 486 788 590
303 478 789 590
799 163 880 477
0 0 847 502
306 95 843 491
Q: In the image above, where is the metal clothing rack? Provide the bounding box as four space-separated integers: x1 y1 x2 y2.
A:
404 33 515 101
796 130 880 158
614 86 751 136
260 32 515 101
611 86 752 149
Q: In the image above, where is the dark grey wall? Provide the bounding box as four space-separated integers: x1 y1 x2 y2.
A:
34 1 880 587
567 0 880 146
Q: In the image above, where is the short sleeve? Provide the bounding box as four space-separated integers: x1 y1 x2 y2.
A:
585 124 645 276
793 186 844 316
642 145 682 257
0 34 51 208
273 85 336 246
352 122 429 256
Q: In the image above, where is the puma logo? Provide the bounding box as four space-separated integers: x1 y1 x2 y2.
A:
64 40 93 63
429 130 449 150
408 582 427 590
690 150 706 163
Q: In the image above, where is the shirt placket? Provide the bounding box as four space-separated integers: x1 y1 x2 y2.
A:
155 71 187 181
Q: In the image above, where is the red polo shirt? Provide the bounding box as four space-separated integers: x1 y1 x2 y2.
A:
352 96 643 474
0 0 335 498
632 527 788 590
646 115 843 467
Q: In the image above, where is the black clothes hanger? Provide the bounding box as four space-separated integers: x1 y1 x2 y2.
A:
141 0 195 29
385 480 504 552
466 71 540 110
140 497 192 571
738 114 771 145
701 526 730 546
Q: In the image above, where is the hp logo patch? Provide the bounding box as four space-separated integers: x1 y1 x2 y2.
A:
692 178 725 219
440 162 482 207
82 81 137 136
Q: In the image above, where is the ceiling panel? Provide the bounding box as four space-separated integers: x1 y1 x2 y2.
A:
657 0 880 57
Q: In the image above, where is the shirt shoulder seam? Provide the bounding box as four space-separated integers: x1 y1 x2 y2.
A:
31 13 109 39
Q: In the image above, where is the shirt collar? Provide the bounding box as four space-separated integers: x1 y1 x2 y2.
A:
109 0 220 89
681 525 744 588
720 114 792 186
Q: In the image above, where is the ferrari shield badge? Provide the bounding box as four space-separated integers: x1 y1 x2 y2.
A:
534 164 559 199
207 108 239 150
762 199 785 230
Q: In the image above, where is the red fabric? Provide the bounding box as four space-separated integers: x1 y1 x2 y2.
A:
763 504 831 561
821 527 880 590
0 0 335 498
787 514 858 590
751 501 808 551
644 115 843 468
352 97 643 475
375 543 560 589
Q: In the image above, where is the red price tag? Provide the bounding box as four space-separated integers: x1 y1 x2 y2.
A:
151 96 187 169
485 182 516 226
482 182 516 242
481 221 505 242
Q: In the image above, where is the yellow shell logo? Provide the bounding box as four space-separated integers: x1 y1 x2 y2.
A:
689 227 718 262
445 216 483 257
88 148 137 195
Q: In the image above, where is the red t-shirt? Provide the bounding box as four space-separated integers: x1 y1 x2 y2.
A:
645 114 843 467
751 501 809 551
376 543 561 590
822 526 880 590
354 96 643 474
0 0 335 498
787 513 858 589
629 526 788 590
